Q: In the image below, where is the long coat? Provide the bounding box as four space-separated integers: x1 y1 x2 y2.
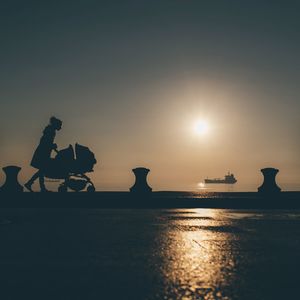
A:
31 125 56 169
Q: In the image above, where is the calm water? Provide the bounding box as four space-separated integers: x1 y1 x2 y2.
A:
0 208 299 299
17 179 300 192
195 182 300 192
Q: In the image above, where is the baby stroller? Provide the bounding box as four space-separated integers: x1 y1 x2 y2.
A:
45 143 97 192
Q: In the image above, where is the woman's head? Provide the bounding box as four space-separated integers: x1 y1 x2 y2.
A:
50 117 62 130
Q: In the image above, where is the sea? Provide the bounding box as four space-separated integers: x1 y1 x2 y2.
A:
0 207 299 299
36 179 300 193
194 182 300 192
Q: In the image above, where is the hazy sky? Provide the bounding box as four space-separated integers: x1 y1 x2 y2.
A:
0 1 299 191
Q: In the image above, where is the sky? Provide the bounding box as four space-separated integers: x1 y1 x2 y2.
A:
0 0 299 191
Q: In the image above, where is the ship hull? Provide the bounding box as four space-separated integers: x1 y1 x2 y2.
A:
204 179 237 184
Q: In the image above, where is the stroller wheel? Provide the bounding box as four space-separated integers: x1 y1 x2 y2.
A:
58 184 68 192
87 185 95 192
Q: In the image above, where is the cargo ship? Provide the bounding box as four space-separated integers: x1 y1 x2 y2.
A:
204 172 237 184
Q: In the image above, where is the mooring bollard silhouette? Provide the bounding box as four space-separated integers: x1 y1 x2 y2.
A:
0 166 24 192
130 167 152 193
258 167 281 194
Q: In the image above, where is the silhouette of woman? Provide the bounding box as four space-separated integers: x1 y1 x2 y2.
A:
25 117 62 192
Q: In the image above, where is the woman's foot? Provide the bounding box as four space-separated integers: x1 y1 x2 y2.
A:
24 182 34 192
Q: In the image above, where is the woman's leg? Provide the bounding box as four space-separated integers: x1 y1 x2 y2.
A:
38 170 48 192
24 171 40 192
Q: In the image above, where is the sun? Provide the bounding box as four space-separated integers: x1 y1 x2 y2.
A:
194 120 209 135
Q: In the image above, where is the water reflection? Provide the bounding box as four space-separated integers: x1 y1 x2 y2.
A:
157 209 239 300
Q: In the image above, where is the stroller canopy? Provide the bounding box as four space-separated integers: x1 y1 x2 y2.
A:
74 143 97 173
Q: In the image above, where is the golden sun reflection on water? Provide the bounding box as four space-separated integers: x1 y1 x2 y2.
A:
158 209 237 300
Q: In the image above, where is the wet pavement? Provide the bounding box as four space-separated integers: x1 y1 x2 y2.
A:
0 208 299 299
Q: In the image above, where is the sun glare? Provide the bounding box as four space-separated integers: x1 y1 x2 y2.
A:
194 120 209 135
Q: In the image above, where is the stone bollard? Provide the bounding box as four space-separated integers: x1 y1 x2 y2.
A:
258 167 281 194
0 166 24 192
130 167 152 193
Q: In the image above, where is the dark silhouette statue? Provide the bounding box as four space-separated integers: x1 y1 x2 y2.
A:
25 117 97 192
130 167 152 193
